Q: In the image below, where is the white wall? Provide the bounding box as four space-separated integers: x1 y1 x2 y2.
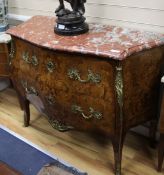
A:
8 0 164 32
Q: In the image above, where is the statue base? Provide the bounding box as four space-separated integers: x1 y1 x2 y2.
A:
54 14 89 36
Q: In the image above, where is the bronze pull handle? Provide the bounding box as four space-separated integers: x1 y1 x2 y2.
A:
46 95 55 105
31 55 39 66
22 51 31 63
68 68 101 84
48 118 74 132
47 61 56 73
22 52 39 66
28 86 38 96
21 80 38 96
71 105 103 120
8 39 15 65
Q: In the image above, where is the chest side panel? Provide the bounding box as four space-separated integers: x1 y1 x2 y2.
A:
123 46 164 129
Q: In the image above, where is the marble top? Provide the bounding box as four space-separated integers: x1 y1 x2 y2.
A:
6 15 164 60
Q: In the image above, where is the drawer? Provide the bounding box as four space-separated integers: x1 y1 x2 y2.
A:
0 53 8 63
0 63 9 76
13 39 116 102
56 94 115 134
16 49 116 102
37 50 116 102
18 78 115 134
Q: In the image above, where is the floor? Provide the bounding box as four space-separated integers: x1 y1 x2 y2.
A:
0 88 163 175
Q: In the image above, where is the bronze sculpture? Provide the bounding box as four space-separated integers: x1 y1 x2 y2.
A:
54 0 89 35
55 0 86 15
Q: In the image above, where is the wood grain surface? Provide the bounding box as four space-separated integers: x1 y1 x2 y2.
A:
0 43 9 77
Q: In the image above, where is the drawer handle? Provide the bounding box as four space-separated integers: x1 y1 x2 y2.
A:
22 51 31 63
21 80 38 96
31 55 39 66
9 40 15 65
68 68 101 84
28 86 38 96
22 52 39 66
71 105 103 120
48 118 74 132
46 95 55 105
47 61 55 73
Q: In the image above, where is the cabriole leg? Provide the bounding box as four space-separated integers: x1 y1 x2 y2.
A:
112 134 126 175
22 98 30 127
12 81 30 127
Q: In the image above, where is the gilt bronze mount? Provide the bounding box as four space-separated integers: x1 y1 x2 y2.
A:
55 0 89 35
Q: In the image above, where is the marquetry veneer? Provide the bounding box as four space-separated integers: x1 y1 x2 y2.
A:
0 42 9 77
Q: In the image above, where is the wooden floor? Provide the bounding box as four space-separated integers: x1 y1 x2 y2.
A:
0 88 163 175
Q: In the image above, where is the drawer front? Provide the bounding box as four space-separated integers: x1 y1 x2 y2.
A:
17 76 115 134
53 93 115 134
13 38 116 103
37 50 116 103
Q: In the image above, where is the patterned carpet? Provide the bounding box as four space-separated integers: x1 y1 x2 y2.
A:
0 125 87 175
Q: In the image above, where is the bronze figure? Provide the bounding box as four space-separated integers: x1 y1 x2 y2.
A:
54 0 88 35
55 0 86 15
